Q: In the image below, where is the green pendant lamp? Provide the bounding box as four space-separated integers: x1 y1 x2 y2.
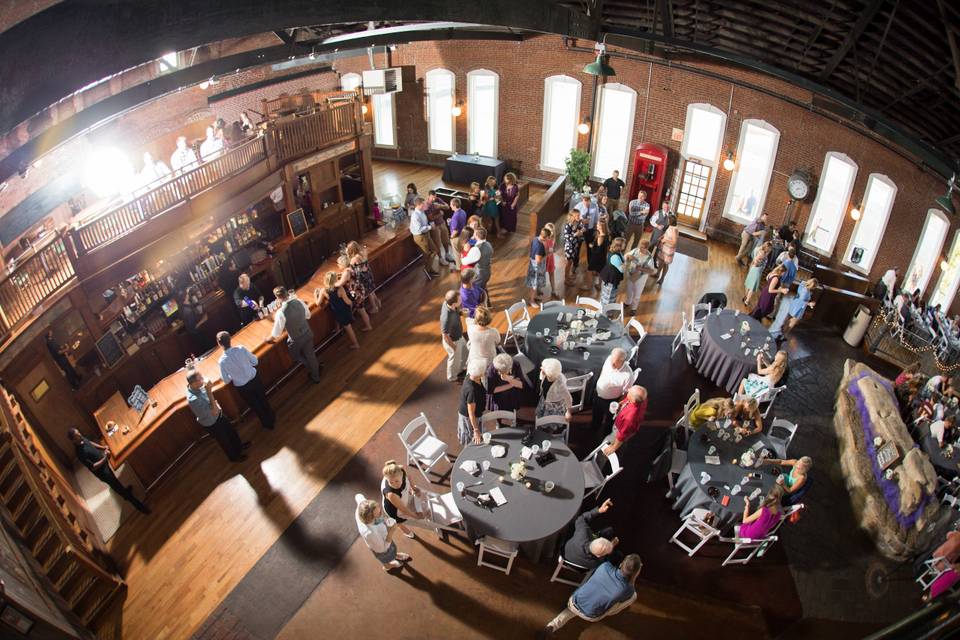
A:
583 53 616 77
936 189 956 215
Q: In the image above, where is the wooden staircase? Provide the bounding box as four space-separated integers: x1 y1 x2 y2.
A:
0 385 125 629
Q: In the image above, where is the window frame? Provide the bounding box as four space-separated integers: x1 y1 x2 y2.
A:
721 119 780 225
425 68 456 155
803 151 859 258
340 73 362 92
158 52 179 74
372 92 397 149
906 208 951 297
932 230 960 309
841 173 898 274
677 103 726 228
539 74 583 174
466 69 499 158
590 82 638 181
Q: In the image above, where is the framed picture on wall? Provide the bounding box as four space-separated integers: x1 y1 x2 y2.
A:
1 604 35 634
286 208 308 238
29 379 49 402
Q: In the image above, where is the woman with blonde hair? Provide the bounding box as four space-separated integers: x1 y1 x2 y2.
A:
336 254 373 331
654 214 679 287
467 306 501 367
737 485 785 540
738 350 788 398
743 241 773 307
763 456 813 506
355 498 411 571
562 210 586 287
537 358 574 424
771 277 819 339
381 460 424 539
599 236 627 304
751 264 788 321
623 239 655 313
346 240 381 314
501 172 520 234
689 396 735 429
480 175 503 237
315 271 360 349
732 397 763 435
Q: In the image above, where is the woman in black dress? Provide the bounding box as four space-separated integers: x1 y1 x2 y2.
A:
587 215 611 295
381 460 424 539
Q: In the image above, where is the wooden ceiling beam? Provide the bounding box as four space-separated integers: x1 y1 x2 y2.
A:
817 0 886 79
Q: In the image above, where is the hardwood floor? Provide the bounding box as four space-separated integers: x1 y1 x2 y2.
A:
98 162 745 639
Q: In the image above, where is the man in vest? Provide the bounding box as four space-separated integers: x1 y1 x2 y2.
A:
267 287 322 383
462 226 494 291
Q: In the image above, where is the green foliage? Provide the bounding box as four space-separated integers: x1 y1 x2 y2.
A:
564 148 592 193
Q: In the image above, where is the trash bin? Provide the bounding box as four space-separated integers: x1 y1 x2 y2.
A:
844 305 872 347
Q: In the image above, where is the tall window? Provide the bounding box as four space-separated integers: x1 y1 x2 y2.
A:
842 174 897 273
932 231 960 308
426 69 455 154
340 73 361 91
540 75 582 174
906 208 951 295
722 119 780 224
674 103 726 226
372 93 396 148
681 103 725 164
467 70 499 158
804 152 858 255
591 83 637 180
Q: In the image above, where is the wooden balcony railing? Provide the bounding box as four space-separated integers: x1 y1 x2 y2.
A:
0 233 75 335
270 101 358 163
70 135 268 256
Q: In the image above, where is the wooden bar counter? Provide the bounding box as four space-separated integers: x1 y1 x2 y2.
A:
93 222 419 489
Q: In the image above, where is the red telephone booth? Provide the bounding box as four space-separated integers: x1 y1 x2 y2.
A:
627 143 670 214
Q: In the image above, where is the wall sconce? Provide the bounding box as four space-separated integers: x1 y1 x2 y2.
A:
722 151 735 171
451 101 463 117
361 104 368 115
577 117 591 135
941 259 951 272
850 201 862 221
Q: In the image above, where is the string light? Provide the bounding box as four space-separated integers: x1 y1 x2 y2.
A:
868 310 960 373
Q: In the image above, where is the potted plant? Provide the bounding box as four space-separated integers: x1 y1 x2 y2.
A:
565 149 592 195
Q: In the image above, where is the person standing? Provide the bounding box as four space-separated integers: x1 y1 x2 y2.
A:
750 264 788 321
587 216 611 294
881 267 900 303
736 213 768 266
527 227 550 303
68 428 149 514
233 273 264 327
575 194 600 246
199 126 223 160
625 190 650 252
602 170 626 212
410 196 441 277
426 190 455 266
458 360 487 445
591 349 633 442
448 198 468 269
500 172 521 233
462 226 493 291
603 385 648 457
540 554 642 636
441 290 467 382
743 242 772 308
266 287 322 384
480 176 503 238
562 210 586 288
46 329 81 389
139 151 171 187
217 331 275 430
599 237 627 304
355 498 411 572
647 203 670 262
654 215 679 287
185 370 249 462
315 271 361 350
170 135 198 173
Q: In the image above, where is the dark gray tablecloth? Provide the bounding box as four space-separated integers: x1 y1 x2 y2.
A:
451 428 585 558
917 422 960 478
669 421 781 531
696 309 773 393
523 305 634 376
442 154 507 186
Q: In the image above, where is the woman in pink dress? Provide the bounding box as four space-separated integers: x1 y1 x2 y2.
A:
737 485 785 539
500 172 520 234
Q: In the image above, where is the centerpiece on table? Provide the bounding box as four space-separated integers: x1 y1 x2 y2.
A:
509 461 527 482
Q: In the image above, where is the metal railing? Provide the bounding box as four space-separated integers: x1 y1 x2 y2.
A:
70 135 268 255
0 234 75 333
271 102 358 163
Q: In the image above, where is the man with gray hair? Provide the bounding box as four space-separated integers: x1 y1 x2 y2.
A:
563 498 621 570
185 369 248 462
458 359 487 445
603 385 648 457
592 348 633 444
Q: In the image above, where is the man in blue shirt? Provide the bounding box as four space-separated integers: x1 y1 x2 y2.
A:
217 331 275 430
540 554 641 636
575 194 600 244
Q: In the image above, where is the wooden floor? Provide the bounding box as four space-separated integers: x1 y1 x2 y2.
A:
98 161 744 639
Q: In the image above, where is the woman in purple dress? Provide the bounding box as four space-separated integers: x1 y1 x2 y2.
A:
750 264 788 321
500 172 520 234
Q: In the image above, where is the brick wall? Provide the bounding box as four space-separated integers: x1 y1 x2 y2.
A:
335 35 956 311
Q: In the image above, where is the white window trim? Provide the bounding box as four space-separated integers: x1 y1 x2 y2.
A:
841 173 897 274
721 119 780 225
372 93 397 149
466 69 499 158
679 103 726 229
425 68 456 155
590 82 638 181
932 230 960 309
158 52 178 73
340 72 362 91
907 208 951 297
804 151 859 258
539 74 582 174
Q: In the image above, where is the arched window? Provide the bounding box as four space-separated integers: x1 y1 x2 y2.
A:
467 70 499 157
722 119 780 224
591 83 637 180
906 208 951 296
804 152 858 256
540 75 582 173
340 73 361 92
842 173 897 273
932 231 960 309
674 103 726 226
426 69 456 154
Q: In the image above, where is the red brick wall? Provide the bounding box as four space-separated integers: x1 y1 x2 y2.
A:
336 35 956 311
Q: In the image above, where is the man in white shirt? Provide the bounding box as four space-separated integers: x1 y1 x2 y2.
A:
881 267 899 303
461 227 493 290
217 331 275 430
266 287 321 383
931 415 955 446
591 348 633 441
410 196 441 278
170 135 198 173
199 126 223 160
140 151 171 188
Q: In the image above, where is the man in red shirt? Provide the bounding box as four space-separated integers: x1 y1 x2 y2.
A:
603 386 647 457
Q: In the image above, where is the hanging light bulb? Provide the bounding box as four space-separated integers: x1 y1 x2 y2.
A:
942 259 951 271
722 151 735 171
361 104 368 114
850 203 862 221
577 118 591 135
451 101 463 117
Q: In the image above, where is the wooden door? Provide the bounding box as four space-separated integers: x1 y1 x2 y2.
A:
674 158 712 228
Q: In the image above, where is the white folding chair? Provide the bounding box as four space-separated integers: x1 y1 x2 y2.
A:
627 368 641 387
755 385 786 419
627 318 647 347
398 412 452 484
566 371 594 413
627 344 640 369
424 491 464 539
576 296 602 312
476 536 519 575
581 444 623 501
480 410 518 429
767 418 799 457
602 302 625 324
918 557 951 591
550 553 590 586
535 415 570 443
691 302 712 331
671 312 701 364
669 508 721 557
719 533 779 566
676 388 700 433
541 299 565 310
504 300 532 353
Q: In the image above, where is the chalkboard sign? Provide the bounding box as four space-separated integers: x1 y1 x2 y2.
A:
287 208 308 238
127 385 150 414
95 331 124 369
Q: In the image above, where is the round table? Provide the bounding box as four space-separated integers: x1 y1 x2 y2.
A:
524 305 634 375
918 422 960 478
669 420 781 531
451 428 585 560
696 309 773 394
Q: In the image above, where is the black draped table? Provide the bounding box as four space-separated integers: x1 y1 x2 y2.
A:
696 309 773 393
442 154 507 186
451 428 585 561
669 419 781 531
524 305 634 375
